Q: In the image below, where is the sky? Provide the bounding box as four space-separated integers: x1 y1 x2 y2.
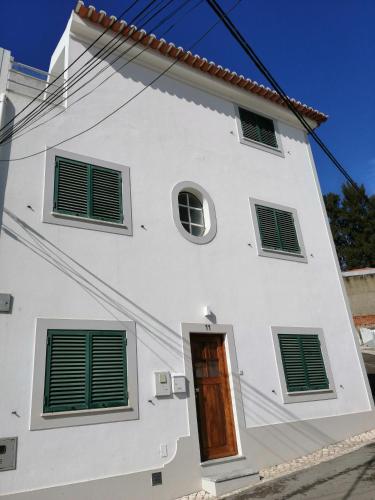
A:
1 0 374 195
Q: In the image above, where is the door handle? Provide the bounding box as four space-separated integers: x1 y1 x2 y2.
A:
195 388 199 393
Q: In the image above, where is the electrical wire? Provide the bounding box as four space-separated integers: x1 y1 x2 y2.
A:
205 0 360 192
0 0 175 144
0 0 143 139
0 0 242 162
0 0 167 144
4 0 203 146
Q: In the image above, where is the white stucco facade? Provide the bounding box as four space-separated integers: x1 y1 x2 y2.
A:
0 10 374 499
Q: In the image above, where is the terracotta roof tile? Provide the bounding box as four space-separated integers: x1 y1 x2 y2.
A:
354 315 375 327
74 1 328 125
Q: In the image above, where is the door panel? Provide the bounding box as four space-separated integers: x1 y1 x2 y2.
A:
191 333 237 461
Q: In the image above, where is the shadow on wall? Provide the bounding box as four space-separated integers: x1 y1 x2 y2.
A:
61 41 307 146
2 208 343 467
0 99 15 231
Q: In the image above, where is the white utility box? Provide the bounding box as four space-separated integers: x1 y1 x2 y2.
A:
154 371 171 397
172 375 187 394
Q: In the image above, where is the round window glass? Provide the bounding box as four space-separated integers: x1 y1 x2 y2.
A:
178 191 205 237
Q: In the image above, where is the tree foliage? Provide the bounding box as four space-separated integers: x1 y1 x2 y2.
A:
324 183 375 270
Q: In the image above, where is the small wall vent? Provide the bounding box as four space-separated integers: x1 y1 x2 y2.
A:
0 437 17 471
152 471 162 486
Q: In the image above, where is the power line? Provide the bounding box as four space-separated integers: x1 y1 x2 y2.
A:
0 0 166 144
0 0 175 144
205 0 361 192
4 0 203 146
0 0 143 140
0 0 242 162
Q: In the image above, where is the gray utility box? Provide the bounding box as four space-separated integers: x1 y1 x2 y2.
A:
0 294 12 313
0 437 17 471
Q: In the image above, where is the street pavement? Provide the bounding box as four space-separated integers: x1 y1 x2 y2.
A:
225 442 375 500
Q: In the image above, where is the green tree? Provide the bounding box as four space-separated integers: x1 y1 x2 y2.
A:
324 183 375 270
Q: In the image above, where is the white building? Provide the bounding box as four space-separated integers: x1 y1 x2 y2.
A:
0 2 373 498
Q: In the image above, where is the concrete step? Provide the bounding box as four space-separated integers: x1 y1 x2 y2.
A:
202 468 259 497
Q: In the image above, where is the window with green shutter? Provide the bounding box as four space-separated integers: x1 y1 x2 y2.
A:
238 108 278 148
54 156 123 224
44 330 128 413
278 334 329 392
256 204 301 254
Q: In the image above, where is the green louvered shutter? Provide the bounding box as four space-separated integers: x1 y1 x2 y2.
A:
54 157 89 217
91 167 123 223
44 330 128 413
256 204 301 254
256 205 280 250
278 334 329 392
239 108 277 148
44 331 88 412
257 114 278 148
54 157 123 224
275 210 300 253
90 332 128 408
301 335 329 390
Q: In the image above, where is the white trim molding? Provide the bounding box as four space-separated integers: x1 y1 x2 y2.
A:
271 326 337 404
249 197 307 263
171 181 217 245
30 318 139 430
42 147 133 235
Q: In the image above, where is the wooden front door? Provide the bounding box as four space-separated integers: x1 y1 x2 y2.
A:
191 333 238 461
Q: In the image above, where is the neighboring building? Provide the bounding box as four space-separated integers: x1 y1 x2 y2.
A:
343 268 375 395
0 2 373 499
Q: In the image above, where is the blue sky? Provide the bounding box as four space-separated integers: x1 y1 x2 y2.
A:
1 0 374 195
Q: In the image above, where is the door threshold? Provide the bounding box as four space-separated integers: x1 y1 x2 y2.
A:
201 454 246 467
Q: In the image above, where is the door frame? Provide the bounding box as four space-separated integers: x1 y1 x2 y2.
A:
181 323 246 464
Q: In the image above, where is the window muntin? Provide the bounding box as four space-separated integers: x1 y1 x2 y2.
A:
256 204 300 254
278 334 329 392
44 330 127 413
238 108 278 148
54 156 123 224
178 191 205 237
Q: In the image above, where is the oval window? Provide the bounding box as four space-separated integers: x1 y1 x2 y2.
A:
178 191 205 237
172 182 217 244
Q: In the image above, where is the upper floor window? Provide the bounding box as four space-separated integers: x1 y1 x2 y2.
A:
54 156 123 224
172 181 217 245
250 198 307 263
238 107 277 148
43 148 132 235
256 204 300 254
178 191 205 237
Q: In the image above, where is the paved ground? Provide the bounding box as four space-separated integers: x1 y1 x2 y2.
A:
178 429 375 500
224 442 375 499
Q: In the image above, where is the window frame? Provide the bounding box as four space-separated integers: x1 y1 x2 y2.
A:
43 148 132 235
249 198 307 263
30 318 138 430
234 105 284 157
271 326 337 403
171 181 217 245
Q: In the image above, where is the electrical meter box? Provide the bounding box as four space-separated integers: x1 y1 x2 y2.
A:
0 294 12 313
172 375 187 394
0 437 17 471
154 371 171 397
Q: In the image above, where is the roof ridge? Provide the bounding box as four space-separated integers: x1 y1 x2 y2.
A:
74 0 328 125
